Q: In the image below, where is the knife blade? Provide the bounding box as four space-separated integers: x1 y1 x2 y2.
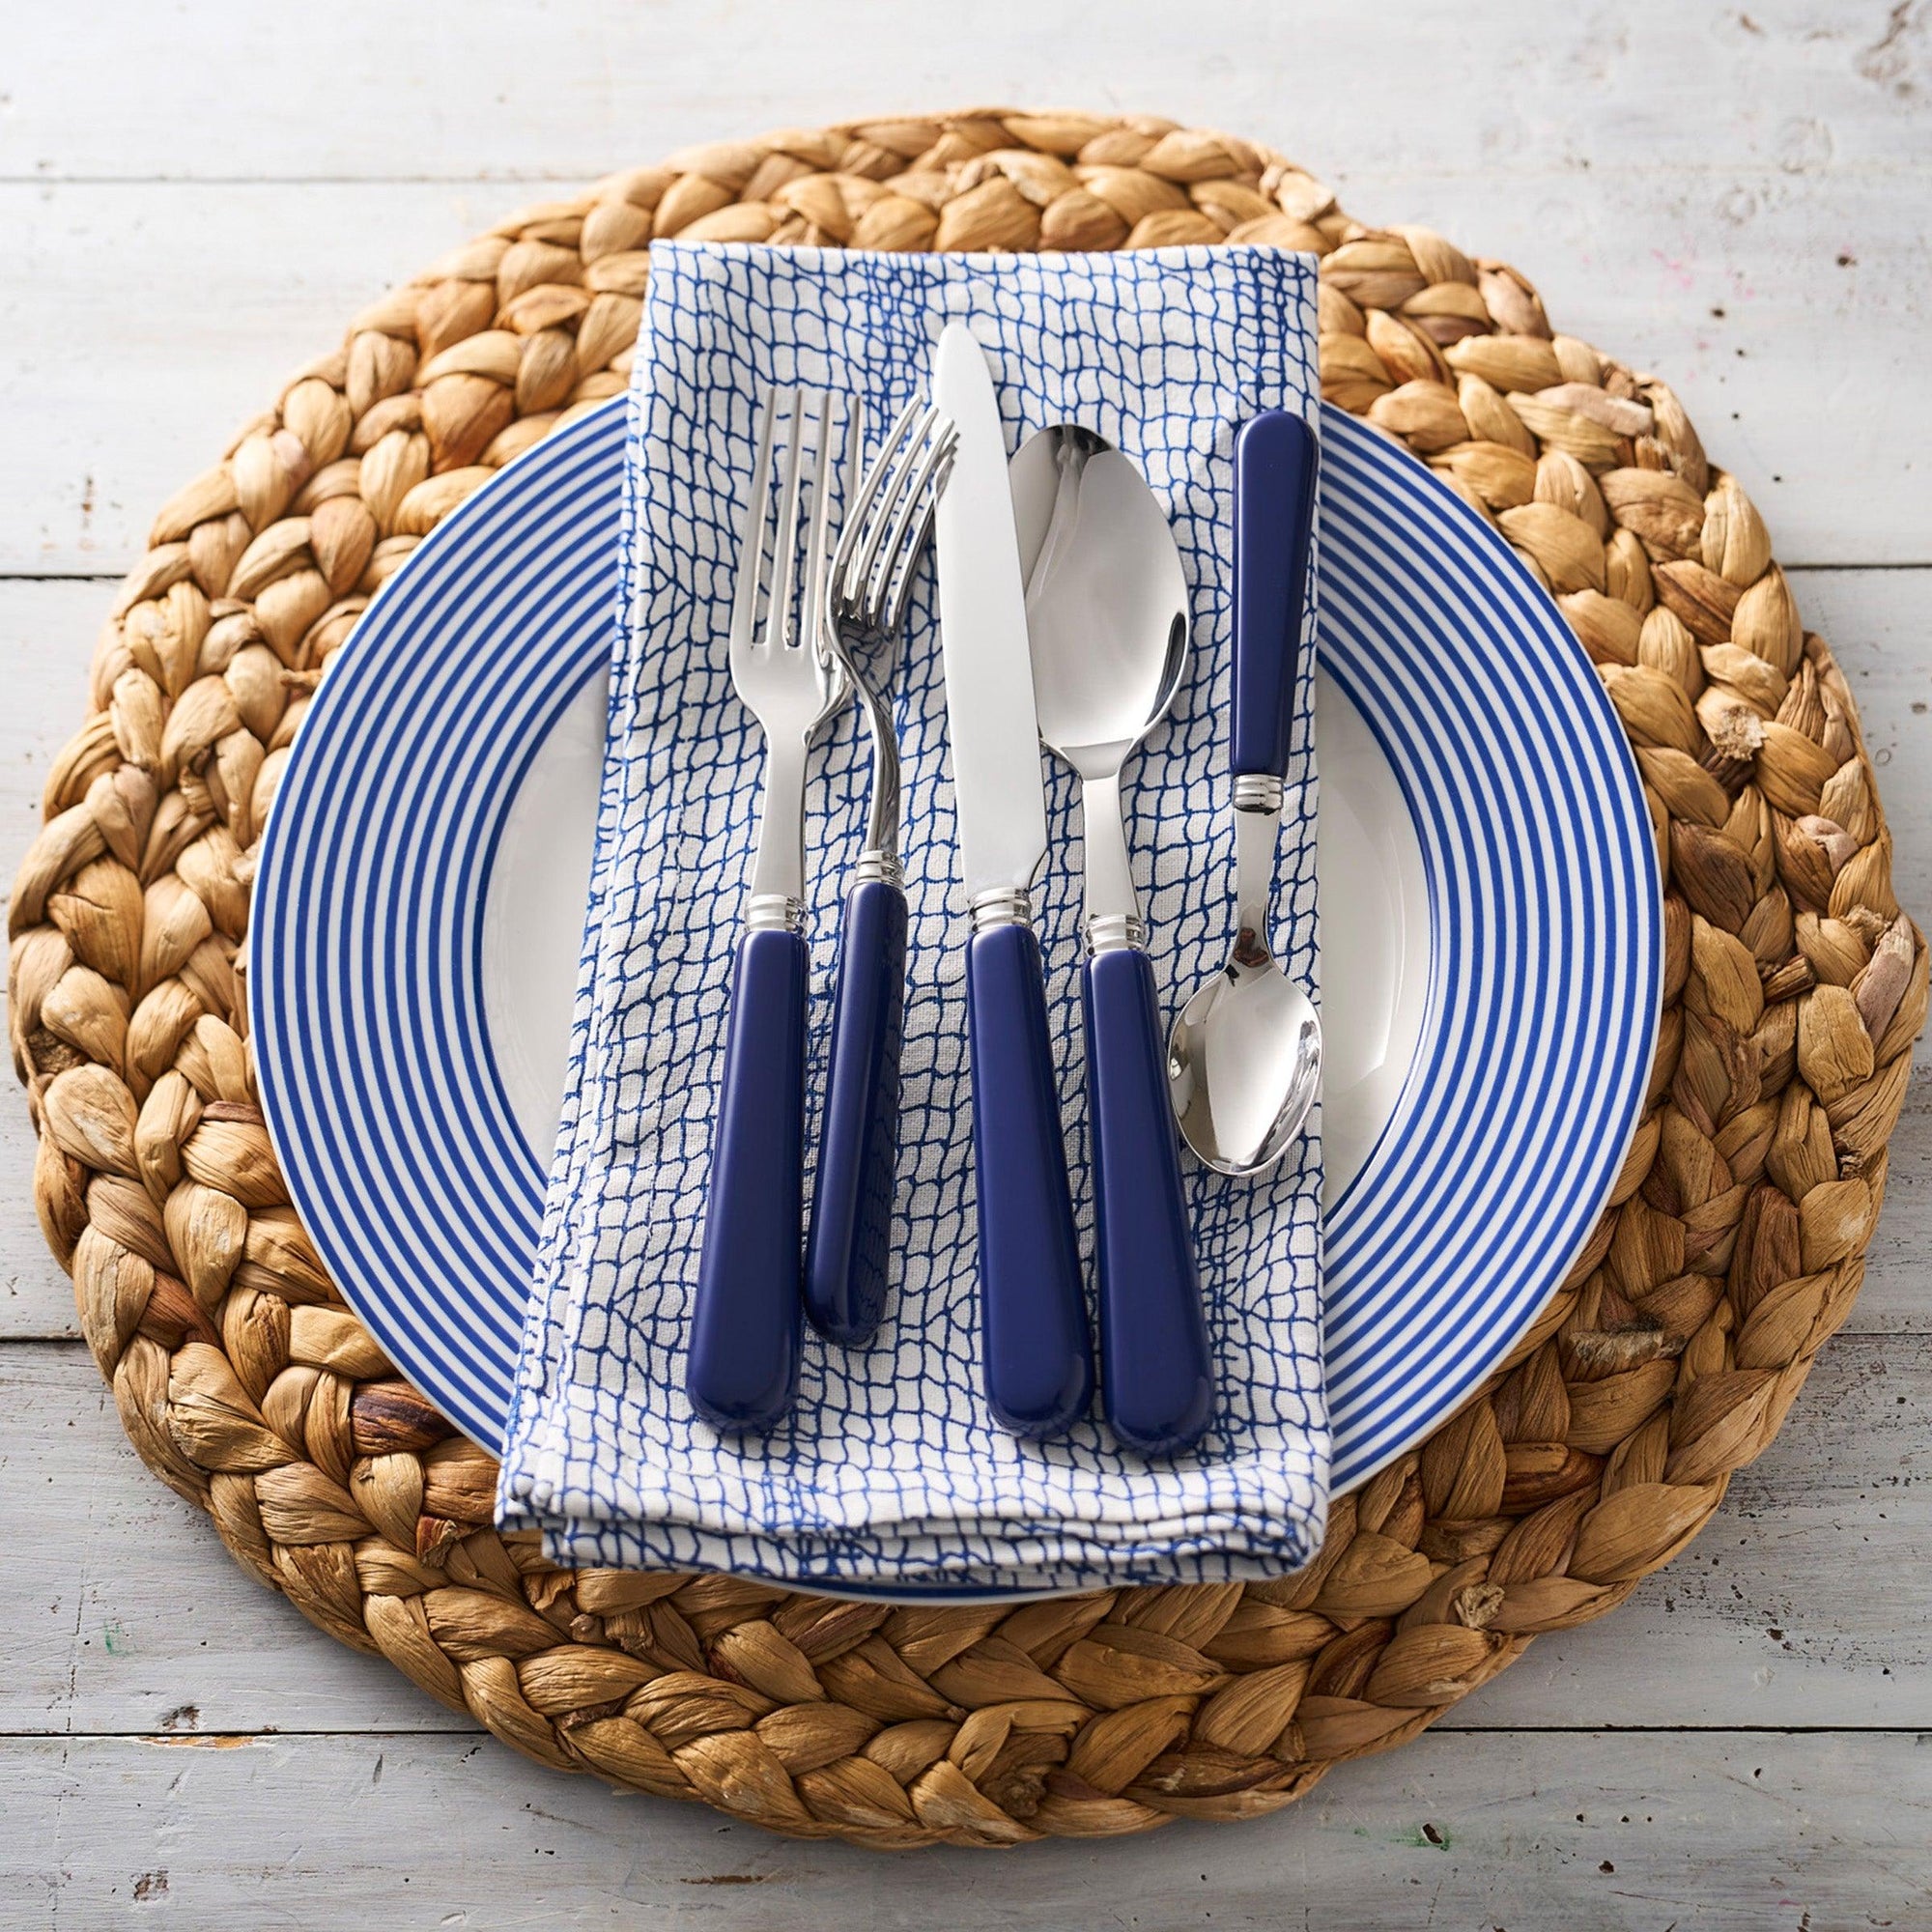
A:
930 322 1093 1439
932 324 1050 901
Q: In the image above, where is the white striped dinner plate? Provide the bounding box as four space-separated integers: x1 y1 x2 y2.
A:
251 397 1661 1549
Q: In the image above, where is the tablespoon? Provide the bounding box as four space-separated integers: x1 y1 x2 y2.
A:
1010 424 1212 1457
1167 410 1322 1178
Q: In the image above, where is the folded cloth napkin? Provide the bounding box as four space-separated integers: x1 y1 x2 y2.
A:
497 240 1324 1595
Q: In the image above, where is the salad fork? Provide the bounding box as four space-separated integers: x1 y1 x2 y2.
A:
805 398 956 1347
687 388 851 1432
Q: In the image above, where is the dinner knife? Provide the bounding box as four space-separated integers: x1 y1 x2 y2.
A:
931 323 1094 1438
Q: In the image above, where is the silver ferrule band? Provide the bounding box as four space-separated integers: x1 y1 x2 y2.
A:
745 892 807 935
1234 772 1285 813
970 885 1035 933
1083 912 1149 956
854 849 904 889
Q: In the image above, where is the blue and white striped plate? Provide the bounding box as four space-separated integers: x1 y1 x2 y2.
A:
251 397 1660 1528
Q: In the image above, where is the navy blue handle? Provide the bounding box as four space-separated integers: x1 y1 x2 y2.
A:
1084 946 1213 1455
805 877 907 1346
965 921 1093 1437
1231 411 1320 781
687 926 809 1431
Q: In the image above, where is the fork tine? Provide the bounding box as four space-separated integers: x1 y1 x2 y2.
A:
729 389 781 656
868 415 955 632
766 392 808 653
827 396 884 609
801 391 852 713
838 398 924 616
839 394 867 534
816 394 866 648
880 451 954 636
799 390 838 643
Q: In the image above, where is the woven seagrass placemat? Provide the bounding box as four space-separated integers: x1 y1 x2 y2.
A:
9 110 1926 1850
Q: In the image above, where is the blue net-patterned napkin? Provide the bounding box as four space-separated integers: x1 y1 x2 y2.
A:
497 241 1325 1595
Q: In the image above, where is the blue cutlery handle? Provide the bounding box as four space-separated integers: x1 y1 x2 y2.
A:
1083 946 1213 1456
687 926 809 1431
1232 410 1320 782
805 877 908 1346
965 921 1094 1437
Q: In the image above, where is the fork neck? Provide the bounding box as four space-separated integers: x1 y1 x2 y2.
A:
746 732 811 928
851 675 903 872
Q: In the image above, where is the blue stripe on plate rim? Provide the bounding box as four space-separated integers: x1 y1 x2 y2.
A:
251 394 1660 1527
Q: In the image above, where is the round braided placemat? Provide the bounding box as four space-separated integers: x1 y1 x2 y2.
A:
9 110 1925 1849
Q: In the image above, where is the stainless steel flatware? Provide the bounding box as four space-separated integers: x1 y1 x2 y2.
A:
1168 409 1322 1179
687 387 850 1431
931 324 1094 1438
805 397 955 1347
1011 423 1211 1456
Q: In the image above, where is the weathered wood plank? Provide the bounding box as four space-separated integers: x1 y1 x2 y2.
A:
3 0 1921 184
1445 1328 1931 1729
0 1345 466 1738
0 158 1927 575
0 183 482 580
0 1336 1922 1740
0 1133 67 1342
1 1728 1925 1929
0 579 87 842
2 580 113 1339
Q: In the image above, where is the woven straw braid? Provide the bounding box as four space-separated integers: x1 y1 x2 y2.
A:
9 110 1925 1849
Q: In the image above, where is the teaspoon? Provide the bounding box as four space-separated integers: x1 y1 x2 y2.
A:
1167 410 1322 1179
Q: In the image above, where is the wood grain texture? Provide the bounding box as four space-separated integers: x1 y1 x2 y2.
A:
4 1 1922 184
4 1731 1928 1929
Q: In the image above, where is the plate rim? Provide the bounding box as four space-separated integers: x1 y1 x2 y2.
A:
251 396 1661 1585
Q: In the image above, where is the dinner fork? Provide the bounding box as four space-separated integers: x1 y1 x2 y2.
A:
804 399 956 1347
687 388 851 1432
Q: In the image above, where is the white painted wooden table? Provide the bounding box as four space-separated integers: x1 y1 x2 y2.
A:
3 5 1927 1924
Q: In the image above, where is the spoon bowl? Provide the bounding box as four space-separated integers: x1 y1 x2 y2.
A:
1012 427 1190 786
1168 952 1321 1177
